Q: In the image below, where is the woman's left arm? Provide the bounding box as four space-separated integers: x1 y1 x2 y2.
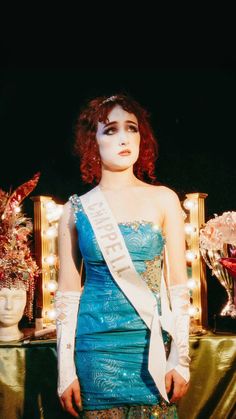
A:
162 188 187 286
161 187 190 403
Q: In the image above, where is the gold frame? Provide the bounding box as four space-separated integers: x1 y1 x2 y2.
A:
31 196 62 325
32 192 208 328
182 192 208 329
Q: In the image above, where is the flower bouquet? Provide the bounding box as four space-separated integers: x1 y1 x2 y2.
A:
199 211 236 318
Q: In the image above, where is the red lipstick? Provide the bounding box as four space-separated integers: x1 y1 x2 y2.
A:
118 149 131 156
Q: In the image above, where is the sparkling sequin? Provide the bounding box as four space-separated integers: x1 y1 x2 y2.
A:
141 255 163 294
80 403 178 418
117 220 156 231
69 194 84 222
69 194 165 236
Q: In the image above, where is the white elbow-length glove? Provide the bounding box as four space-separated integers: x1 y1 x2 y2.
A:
166 284 191 382
55 290 81 396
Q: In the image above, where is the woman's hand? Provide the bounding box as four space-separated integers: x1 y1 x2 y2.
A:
165 369 189 403
59 378 82 417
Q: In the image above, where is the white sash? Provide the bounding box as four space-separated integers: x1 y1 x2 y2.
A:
80 185 176 402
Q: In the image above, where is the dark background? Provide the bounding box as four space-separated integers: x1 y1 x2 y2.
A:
1 68 235 214
1 67 235 327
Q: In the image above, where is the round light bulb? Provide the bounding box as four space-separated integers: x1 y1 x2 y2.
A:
45 254 56 266
47 309 57 320
189 305 199 317
184 223 196 235
187 278 197 289
46 206 63 222
44 201 57 212
185 250 197 262
47 280 58 292
45 226 58 238
183 199 195 211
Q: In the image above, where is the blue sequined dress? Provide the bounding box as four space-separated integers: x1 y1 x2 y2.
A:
70 195 178 418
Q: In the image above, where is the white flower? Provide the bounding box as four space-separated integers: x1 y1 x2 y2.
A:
200 211 236 251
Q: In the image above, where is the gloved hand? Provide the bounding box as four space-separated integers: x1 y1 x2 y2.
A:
55 290 81 396
166 283 191 382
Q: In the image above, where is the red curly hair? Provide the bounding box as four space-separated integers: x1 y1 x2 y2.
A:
74 93 158 184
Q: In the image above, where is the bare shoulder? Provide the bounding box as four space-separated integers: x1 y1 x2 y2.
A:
155 185 179 201
148 185 180 204
60 200 71 220
63 200 72 212
59 200 75 229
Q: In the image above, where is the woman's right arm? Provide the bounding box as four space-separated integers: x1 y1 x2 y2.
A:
58 201 82 292
56 201 83 417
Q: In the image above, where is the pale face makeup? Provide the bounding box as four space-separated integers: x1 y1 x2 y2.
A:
0 287 26 327
96 105 140 171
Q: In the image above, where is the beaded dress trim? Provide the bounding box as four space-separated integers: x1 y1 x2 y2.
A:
79 403 178 418
69 194 164 233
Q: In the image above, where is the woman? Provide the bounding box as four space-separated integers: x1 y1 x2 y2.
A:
55 93 190 418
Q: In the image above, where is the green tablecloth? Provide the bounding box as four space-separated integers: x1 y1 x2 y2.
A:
0 333 235 419
177 333 236 419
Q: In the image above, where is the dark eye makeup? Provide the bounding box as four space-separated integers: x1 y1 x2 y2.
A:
103 123 139 136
